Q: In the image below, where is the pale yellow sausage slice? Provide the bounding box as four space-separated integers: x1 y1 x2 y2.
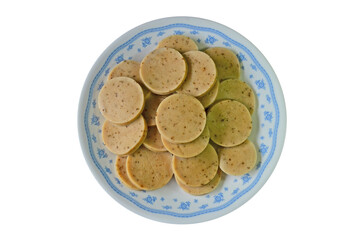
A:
98 77 144 125
177 51 217 97
161 126 210 158
207 100 252 147
175 168 222 195
157 35 198 53
102 115 147 155
108 60 141 82
107 60 150 98
219 140 257 176
126 146 173 190
156 94 206 143
215 79 255 114
204 47 240 80
140 48 187 95
115 155 141 190
197 79 220 108
143 126 167 152
142 93 167 126
172 144 219 187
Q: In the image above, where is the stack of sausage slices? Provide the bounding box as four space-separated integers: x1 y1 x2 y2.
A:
98 35 257 195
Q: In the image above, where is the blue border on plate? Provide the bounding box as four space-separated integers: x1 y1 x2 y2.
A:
83 23 279 218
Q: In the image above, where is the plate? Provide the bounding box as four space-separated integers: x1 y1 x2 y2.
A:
78 16 286 224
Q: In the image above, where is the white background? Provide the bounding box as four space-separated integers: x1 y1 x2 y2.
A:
1 0 361 239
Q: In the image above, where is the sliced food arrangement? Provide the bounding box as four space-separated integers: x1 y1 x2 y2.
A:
97 35 257 195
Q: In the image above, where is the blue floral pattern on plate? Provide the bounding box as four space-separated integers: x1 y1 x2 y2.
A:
78 17 286 224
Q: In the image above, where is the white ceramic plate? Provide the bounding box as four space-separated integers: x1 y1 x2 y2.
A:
78 16 286 224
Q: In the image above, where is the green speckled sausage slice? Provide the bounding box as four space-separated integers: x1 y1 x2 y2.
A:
204 47 240 80
207 100 252 147
215 79 255 114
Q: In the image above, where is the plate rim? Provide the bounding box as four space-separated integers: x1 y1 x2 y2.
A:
78 16 287 224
